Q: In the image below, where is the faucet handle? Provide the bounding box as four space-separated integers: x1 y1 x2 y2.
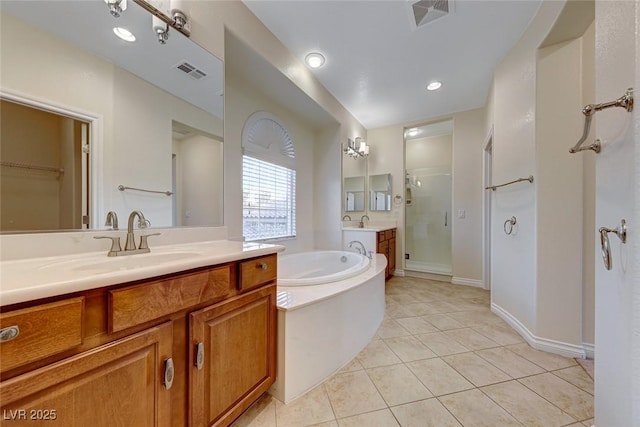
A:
94 236 122 256
139 233 161 250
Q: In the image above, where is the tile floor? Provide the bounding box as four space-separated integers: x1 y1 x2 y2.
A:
233 276 594 427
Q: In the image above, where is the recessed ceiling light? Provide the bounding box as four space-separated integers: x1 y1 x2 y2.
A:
426 81 442 91
113 27 136 42
305 52 325 69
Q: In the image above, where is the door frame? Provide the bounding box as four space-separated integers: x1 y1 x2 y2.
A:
1 88 103 229
482 127 493 291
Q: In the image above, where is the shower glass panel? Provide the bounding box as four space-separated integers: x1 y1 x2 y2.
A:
404 120 453 275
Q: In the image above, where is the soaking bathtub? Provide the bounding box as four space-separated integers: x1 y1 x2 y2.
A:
269 250 387 403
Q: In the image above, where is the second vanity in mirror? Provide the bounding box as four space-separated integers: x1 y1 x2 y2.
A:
0 0 224 232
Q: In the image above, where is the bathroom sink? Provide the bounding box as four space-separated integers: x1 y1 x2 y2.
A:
38 251 204 273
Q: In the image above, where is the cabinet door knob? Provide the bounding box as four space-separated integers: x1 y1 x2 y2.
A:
0 325 20 343
195 342 204 370
164 358 175 390
258 263 268 270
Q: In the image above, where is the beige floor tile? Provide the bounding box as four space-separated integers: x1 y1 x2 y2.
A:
576 358 594 380
389 294 419 305
473 324 525 345
338 358 365 374
367 364 433 406
445 328 501 351
406 358 474 396
506 343 577 371
426 300 461 313
400 302 441 316
420 314 465 331
275 385 335 427
337 409 400 427
308 422 338 427
376 318 412 339
383 336 437 362
414 332 470 356
357 339 402 368
553 366 594 395
439 389 521 426
324 371 387 419
481 380 576 427
475 347 545 378
564 424 585 427
442 353 511 387
395 316 439 334
390 398 462 427
232 393 276 427
519 373 593 420
582 418 594 426
447 310 505 327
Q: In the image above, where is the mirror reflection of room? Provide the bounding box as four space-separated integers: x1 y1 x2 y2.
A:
368 173 392 211
343 176 365 212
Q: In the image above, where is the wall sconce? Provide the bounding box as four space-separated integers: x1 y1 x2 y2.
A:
152 15 170 45
104 0 127 17
344 137 370 159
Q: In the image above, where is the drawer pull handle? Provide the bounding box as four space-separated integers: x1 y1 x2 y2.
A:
164 358 175 390
195 342 204 370
0 325 20 343
258 263 268 270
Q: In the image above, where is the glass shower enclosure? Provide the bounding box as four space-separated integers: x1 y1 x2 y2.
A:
404 120 453 275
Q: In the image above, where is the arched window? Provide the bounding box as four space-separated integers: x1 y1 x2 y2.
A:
241 112 296 241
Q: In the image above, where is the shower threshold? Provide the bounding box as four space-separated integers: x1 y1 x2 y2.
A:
405 260 452 275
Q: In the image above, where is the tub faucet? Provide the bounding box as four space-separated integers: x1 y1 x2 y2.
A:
349 240 371 259
359 214 370 228
105 211 119 230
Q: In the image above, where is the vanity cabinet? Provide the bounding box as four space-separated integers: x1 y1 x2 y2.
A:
377 228 396 279
0 254 278 427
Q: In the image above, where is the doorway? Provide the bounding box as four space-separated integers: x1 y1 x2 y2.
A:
483 133 493 290
404 120 453 275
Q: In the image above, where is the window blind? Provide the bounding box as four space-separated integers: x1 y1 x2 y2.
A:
242 155 296 241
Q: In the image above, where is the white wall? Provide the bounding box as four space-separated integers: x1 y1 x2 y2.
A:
367 108 486 283
225 72 317 253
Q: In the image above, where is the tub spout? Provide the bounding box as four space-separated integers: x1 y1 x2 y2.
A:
349 240 369 258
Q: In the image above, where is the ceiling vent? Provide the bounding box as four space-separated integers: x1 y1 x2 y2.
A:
174 61 208 80
410 0 451 29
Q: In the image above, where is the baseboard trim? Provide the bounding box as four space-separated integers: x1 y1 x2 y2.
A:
404 270 452 282
582 342 595 359
491 303 587 359
393 269 405 277
451 277 484 288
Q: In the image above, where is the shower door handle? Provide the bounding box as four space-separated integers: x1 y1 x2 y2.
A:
444 212 448 227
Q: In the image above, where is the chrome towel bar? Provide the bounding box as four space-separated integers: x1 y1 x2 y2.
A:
118 185 173 196
485 176 534 191
570 88 634 154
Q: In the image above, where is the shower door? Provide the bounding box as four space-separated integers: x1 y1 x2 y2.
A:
405 167 452 274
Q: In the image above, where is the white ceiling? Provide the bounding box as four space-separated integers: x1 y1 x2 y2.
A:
243 0 542 129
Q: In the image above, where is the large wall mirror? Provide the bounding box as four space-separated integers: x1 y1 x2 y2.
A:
369 173 392 211
342 149 367 216
0 0 224 232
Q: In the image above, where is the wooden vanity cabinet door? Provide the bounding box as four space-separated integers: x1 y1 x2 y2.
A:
189 284 277 427
0 322 173 427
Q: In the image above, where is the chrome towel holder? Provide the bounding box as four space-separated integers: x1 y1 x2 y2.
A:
570 88 634 154
504 217 517 235
485 176 534 191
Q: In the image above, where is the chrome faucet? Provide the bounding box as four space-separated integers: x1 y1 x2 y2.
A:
342 214 352 221
349 240 367 256
105 211 119 230
94 210 159 256
359 214 370 228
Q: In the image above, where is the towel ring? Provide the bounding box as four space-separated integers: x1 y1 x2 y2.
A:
504 217 517 235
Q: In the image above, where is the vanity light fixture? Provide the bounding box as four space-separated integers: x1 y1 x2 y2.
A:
113 27 136 42
426 81 442 91
305 52 325 69
104 0 127 18
344 137 369 159
152 15 170 45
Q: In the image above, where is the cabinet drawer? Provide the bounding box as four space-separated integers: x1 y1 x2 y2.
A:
385 230 394 240
109 265 232 333
0 297 84 372
239 255 277 292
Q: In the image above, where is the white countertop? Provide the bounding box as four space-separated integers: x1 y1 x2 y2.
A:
0 240 284 306
342 226 396 232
